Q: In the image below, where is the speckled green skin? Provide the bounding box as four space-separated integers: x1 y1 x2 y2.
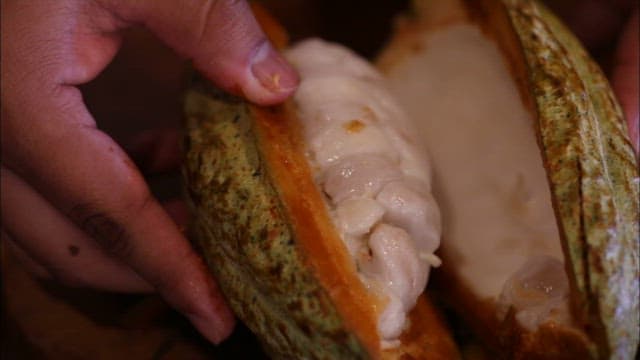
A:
182 81 368 359
182 1 639 358
504 1 640 358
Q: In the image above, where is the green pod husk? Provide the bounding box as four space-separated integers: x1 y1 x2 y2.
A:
182 82 368 359
504 1 639 358
380 0 639 358
183 77 459 358
183 0 639 358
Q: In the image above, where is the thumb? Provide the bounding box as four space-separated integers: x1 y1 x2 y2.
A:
99 0 298 105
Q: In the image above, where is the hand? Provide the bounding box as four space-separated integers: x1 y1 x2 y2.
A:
1 0 299 344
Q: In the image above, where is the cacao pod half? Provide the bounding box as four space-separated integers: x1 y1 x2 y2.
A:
184 0 639 358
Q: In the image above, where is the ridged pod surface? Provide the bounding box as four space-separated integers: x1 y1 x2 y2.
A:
183 78 459 358
381 0 639 358
183 0 638 358
504 1 639 358
183 84 368 359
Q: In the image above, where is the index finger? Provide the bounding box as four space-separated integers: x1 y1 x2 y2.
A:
97 0 299 105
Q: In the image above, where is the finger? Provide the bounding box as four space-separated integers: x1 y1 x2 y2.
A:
1 167 152 292
162 198 190 231
126 128 183 174
3 1 235 344
3 232 53 280
125 131 189 228
612 8 639 154
4 112 235 344
5 127 237 344
98 0 299 105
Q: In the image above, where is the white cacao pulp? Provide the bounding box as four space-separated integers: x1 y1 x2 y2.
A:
285 39 442 344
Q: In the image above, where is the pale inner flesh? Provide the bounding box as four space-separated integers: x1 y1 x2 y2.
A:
384 23 572 330
285 39 442 345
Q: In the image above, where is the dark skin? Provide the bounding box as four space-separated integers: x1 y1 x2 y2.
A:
1 0 637 346
1 0 298 344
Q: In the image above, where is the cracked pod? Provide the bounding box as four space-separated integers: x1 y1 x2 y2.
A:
183 78 457 359
182 8 457 357
184 0 638 359
378 0 639 358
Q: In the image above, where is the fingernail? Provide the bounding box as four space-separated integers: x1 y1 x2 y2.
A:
250 41 299 93
188 311 235 345
185 277 236 344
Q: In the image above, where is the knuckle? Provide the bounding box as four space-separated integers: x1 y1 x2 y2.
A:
65 151 155 260
65 178 153 260
68 203 132 259
220 0 245 9
117 171 154 214
197 0 254 43
210 0 246 12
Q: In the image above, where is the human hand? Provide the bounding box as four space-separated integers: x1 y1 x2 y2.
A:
1 0 298 344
